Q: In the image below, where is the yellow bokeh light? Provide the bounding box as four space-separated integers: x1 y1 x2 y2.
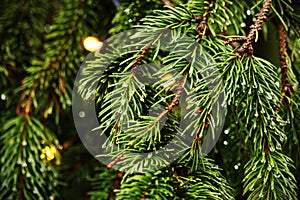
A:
83 36 103 52
40 144 61 164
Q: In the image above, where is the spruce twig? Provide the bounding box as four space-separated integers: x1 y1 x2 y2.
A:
107 152 126 170
275 20 292 113
115 47 150 131
225 0 273 57
131 47 150 73
195 0 215 39
107 78 184 169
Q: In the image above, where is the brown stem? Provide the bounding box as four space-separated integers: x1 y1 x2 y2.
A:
263 132 270 158
165 78 184 113
131 47 150 73
19 173 24 200
16 79 40 117
196 0 215 39
107 151 126 169
62 135 79 150
161 0 174 7
275 20 292 113
50 90 63 113
195 110 210 140
226 0 273 57
108 171 123 200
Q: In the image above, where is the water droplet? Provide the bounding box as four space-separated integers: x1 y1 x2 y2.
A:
22 140 27 146
120 99 126 105
22 162 27 167
1 94 6 100
271 163 275 168
241 81 246 86
275 144 282 150
128 19 133 23
267 165 272 171
223 141 228 145
252 84 258 89
224 129 229 134
274 173 280 178
212 165 219 169
240 22 246 27
124 8 130 13
267 93 273 100
44 24 51 33
250 187 254 191
257 174 262 178
269 146 275 152
275 81 280 88
279 137 284 142
259 194 264 198
254 113 259 117
33 189 38 194
234 165 239 170
246 10 251 15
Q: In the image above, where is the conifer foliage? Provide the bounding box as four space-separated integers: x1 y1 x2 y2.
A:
0 0 299 199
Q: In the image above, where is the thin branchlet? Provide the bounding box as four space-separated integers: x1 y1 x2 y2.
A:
165 78 184 113
107 78 184 169
107 151 126 170
114 47 150 131
16 79 40 117
196 0 215 39
226 0 273 57
275 20 292 113
195 109 210 140
131 47 150 73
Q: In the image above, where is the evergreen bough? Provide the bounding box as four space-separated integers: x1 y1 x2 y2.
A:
0 0 299 199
